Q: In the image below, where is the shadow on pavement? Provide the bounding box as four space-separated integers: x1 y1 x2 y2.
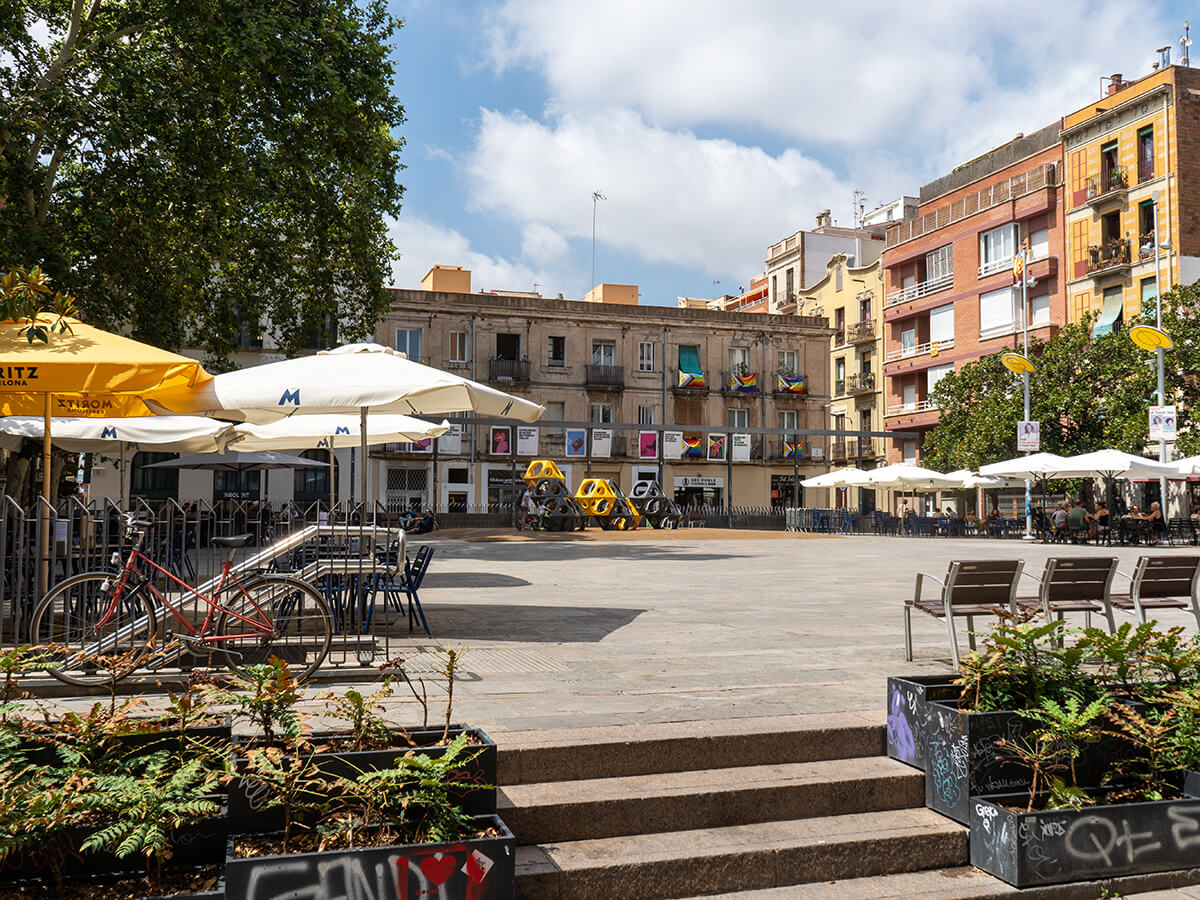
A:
421 572 532 589
424 603 646 642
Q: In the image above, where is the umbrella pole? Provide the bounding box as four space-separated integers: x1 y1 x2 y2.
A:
119 443 127 508
329 440 335 521
360 407 368 525
39 393 52 598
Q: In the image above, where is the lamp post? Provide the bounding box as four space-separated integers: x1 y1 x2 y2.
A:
1002 351 1036 538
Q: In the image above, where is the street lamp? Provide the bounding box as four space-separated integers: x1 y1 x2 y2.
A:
1130 323 1173 512
1001 350 1037 538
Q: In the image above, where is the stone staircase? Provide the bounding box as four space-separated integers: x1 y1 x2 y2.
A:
497 712 968 899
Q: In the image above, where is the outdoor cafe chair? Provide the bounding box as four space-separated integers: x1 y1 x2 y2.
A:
1016 556 1118 633
904 559 1024 668
1107 555 1200 629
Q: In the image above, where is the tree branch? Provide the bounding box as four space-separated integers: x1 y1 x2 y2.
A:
32 0 87 97
36 144 66 225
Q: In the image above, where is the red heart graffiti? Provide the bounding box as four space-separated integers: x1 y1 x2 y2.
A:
420 854 457 886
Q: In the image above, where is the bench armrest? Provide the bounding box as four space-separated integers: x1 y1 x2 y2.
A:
912 571 945 606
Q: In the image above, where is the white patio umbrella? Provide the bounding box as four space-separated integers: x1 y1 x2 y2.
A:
863 464 963 489
979 452 1072 480
945 469 1015 489
1165 456 1200 477
800 466 872 488
1052 449 1180 480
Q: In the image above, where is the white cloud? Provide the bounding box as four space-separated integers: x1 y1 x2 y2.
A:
467 107 850 277
520 222 569 266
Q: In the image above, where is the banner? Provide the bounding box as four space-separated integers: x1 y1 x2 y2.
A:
489 426 512 456
591 428 612 458
663 431 683 460
565 429 587 458
783 440 802 459
729 372 758 393
682 434 703 459
707 434 726 461
1017 420 1040 452
732 433 752 462
777 373 807 394
677 370 706 389
516 426 539 457
638 430 659 459
1150 405 1177 442
438 423 462 455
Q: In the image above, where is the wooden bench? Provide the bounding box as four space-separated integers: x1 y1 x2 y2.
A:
904 559 1024 668
1108 555 1200 628
1016 556 1118 633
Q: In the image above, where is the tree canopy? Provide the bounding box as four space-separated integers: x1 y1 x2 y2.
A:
1 0 405 365
923 282 1200 471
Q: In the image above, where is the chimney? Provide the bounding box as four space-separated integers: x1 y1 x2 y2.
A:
815 209 833 229
1106 73 1124 96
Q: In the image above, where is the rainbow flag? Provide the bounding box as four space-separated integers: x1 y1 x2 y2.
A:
683 435 703 458
777 373 807 394
730 372 758 392
783 441 801 459
678 370 706 389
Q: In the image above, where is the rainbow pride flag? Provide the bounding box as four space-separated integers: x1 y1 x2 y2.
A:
783 441 802 459
777 373 807 394
730 372 758 392
682 435 703 458
678 371 707 389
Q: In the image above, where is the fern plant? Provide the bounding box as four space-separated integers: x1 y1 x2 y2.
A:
1078 622 1157 696
321 678 396 751
237 743 330 852
958 617 1087 712
1020 692 1109 789
1103 702 1188 802
207 657 302 747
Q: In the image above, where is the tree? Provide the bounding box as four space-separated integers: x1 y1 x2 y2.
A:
1 1 405 365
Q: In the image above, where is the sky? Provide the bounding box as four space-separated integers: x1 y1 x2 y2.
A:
385 1 1195 306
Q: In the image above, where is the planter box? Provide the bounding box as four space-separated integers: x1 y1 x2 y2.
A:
885 674 960 771
19 721 232 770
230 725 497 834
225 814 515 900
970 774 1200 887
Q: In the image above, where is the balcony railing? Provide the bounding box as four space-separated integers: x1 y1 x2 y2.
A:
886 399 939 416
885 337 954 363
1086 166 1129 204
834 379 846 396
884 271 954 307
847 320 875 343
833 328 846 346
585 364 625 388
847 372 876 393
1087 238 1132 275
488 357 530 382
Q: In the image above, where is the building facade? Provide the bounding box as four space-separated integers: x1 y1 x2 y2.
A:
1061 66 1200 333
375 267 834 513
765 211 883 313
881 124 1067 462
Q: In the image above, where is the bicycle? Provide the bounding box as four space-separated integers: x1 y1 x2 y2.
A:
31 515 333 686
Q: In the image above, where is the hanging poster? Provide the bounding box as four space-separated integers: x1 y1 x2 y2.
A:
707 434 727 461
516 426 539 456
638 431 659 459
682 434 704 459
489 426 512 456
565 429 587 458
591 429 612 458
409 437 433 453
783 440 802 459
663 431 684 459
1150 405 1177 442
1017 420 1040 452
732 433 752 462
438 423 462 455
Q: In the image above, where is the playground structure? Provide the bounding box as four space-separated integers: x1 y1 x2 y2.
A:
522 461 681 530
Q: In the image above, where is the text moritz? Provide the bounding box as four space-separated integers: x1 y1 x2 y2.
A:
0 365 38 387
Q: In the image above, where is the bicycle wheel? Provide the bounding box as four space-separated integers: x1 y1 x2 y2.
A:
216 575 332 681
30 572 159 687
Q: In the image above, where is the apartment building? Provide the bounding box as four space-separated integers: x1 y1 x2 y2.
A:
375 266 833 512
796 255 885 483
765 211 883 313
1062 66 1200 332
881 124 1067 462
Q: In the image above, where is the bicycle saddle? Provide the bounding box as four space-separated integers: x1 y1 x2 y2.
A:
212 534 254 548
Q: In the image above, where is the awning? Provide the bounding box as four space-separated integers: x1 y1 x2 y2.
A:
1092 292 1124 338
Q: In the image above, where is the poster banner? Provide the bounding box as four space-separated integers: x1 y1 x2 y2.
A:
663 431 684 460
638 431 659 459
682 434 703 459
1017 420 1040 452
1150 405 1177 442
591 428 612 458
516 426 539 457
732 433 752 462
565 429 587 458
489 426 512 456
707 433 727 462
438 423 462 455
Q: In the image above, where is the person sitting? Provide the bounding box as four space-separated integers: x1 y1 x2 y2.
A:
965 510 979 534
413 508 438 534
1145 501 1166 542
1067 502 1090 543
1051 503 1069 541
1093 501 1110 543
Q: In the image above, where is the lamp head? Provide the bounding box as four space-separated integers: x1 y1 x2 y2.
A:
1001 352 1036 375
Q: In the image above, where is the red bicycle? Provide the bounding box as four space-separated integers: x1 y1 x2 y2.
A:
31 515 333 686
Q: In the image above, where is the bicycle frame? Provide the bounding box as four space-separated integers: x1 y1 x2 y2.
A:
96 538 274 646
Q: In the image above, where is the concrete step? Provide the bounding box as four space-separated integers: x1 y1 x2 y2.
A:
498 711 884 785
513 807 966 900
500 755 922 844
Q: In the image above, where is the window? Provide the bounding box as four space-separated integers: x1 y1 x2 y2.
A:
929 303 955 344
637 404 657 425
925 244 953 282
214 469 260 501
395 328 422 361
590 403 613 424
860 351 872 374
728 347 750 372
592 340 615 366
979 224 1015 275
638 341 656 371
1139 201 1156 257
859 297 871 322
902 382 917 406
785 268 794 298
448 331 468 363
1031 292 1050 327
902 439 917 463
834 307 845 337
771 274 777 303
900 327 916 354
678 344 702 374
447 467 469 484
979 286 1016 338
728 408 749 429
835 266 843 291
1138 126 1154 181
545 401 564 436
778 410 798 432
496 333 521 361
294 448 336 503
835 357 845 381
1029 227 1049 261
1141 277 1159 318
547 336 565 367
927 363 954 394
778 350 798 373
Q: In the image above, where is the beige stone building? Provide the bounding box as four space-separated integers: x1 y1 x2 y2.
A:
374 266 834 512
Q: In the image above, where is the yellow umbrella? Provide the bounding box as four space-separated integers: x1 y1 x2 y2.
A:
0 317 211 591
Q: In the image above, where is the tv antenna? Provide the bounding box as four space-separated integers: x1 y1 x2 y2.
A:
852 190 868 228
1183 21 1192 66
591 190 606 291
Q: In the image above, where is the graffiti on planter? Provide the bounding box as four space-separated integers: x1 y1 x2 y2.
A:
974 802 999 835
1065 815 1162 867
886 684 916 762
950 734 968 781
927 738 959 807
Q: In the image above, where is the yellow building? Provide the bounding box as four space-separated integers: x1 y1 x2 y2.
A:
1062 66 1200 333
797 254 885 475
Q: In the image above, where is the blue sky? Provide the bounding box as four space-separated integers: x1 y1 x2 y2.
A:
385 1 1194 306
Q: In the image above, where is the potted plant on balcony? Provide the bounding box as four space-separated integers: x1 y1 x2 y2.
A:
1109 167 1128 189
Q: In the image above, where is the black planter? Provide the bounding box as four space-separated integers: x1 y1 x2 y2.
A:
19 721 233 770
885 674 960 771
229 725 497 834
970 774 1200 887
225 814 515 900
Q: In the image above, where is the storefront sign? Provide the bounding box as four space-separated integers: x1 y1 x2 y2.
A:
673 476 724 488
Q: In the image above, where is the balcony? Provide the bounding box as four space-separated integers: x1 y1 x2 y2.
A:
833 328 846 347
847 320 875 344
886 399 939 416
488 357 530 383
884 272 954 308
723 370 760 394
834 379 846 397
1087 238 1132 278
885 337 954 363
585 364 625 389
846 372 876 395
1086 167 1129 208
